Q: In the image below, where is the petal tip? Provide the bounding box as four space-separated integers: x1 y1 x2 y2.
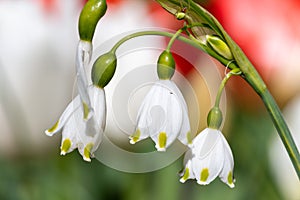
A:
129 139 137 144
156 147 166 152
197 180 209 185
157 132 167 151
83 156 91 162
83 143 93 162
45 120 60 136
179 178 186 183
45 130 54 136
60 139 72 155
129 129 141 144
180 167 191 183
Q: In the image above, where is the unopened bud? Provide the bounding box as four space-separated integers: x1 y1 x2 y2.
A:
176 12 186 20
206 35 233 60
91 52 117 88
79 0 107 42
157 50 175 80
207 106 223 130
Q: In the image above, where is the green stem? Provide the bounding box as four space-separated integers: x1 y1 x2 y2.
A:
258 84 300 178
166 28 183 52
110 30 238 69
230 36 300 179
214 68 241 107
110 30 191 53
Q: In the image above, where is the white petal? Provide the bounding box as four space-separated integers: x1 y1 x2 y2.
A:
77 86 105 161
189 128 209 155
160 80 192 146
180 159 195 183
45 95 80 136
219 134 235 188
131 82 163 144
76 40 93 120
134 80 183 150
90 86 106 131
191 128 225 185
60 109 82 155
77 125 103 162
177 104 192 145
150 88 183 151
132 80 186 150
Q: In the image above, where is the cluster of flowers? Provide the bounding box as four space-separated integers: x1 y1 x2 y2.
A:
45 0 235 188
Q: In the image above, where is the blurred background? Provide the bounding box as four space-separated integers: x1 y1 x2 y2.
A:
0 0 299 199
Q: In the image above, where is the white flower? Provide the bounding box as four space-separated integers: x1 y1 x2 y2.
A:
130 80 191 151
45 85 106 162
76 40 93 119
180 128 235 188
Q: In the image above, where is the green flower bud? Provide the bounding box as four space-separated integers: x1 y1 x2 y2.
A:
157 50 175 80
175 11 186 20
91 52 117 88
79 0 107 42
206 35 233 60
207 107 223 130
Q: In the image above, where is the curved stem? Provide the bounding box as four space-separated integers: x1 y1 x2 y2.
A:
214 68 241 107
109 30 238 69
110 30 190 53
166 28 183 52
231 37 300 179
259 86 300 178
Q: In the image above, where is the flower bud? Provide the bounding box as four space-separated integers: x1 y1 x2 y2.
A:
175 11 186 20
206 35 233 60
157 50 175 80
79 0 107 42
91 52 117 88
207 106 223 129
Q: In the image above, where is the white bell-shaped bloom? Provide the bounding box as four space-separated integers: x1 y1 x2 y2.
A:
45 85 106 162
130 80 191 151
76 40 93 119
180 128 235 188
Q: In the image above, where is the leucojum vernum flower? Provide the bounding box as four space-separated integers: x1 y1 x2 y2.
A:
130 50 192 151
45 0 300 189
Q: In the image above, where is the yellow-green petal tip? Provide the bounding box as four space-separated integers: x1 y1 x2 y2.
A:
83 143 94 162
45 120 59 136
60 138 72 155
129 129 141 144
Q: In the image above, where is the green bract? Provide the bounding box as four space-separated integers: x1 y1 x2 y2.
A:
79 0 107 42
91 52 117 88
175 11 185 20
207 107 223 130
157 50 175 80
206 35 233 60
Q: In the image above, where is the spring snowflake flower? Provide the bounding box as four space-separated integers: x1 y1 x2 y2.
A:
45 85 106 162
130 79 191 151
180 128 235 188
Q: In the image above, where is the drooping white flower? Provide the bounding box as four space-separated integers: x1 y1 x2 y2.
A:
130 79 191 151
45 85 106 162
180 128 235 188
